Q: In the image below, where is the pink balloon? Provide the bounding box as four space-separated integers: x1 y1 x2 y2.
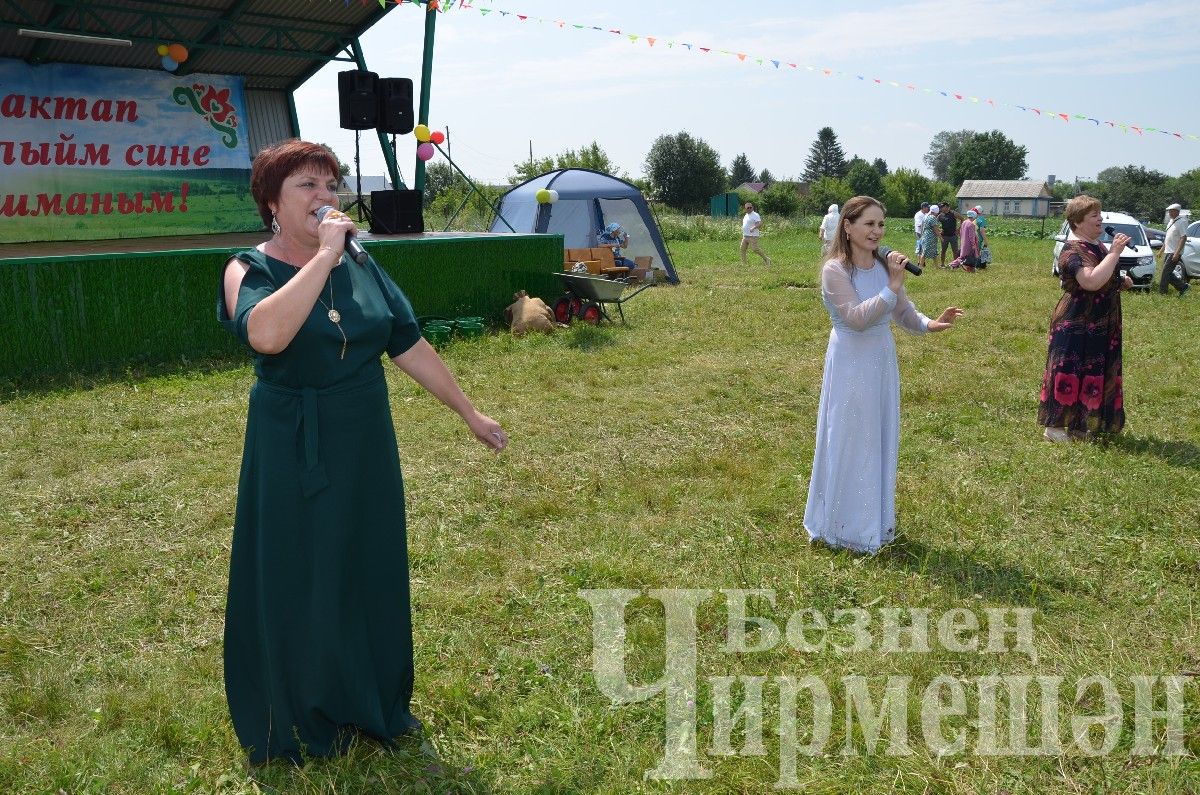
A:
429 130 445 145
416 142 435 161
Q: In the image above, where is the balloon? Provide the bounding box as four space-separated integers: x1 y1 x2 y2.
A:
416 142 435 161
156 44 169 56
413 124 430 142
161 55 178 72
547 189 559 204
167 43 189 63
535 189 551 204
429 130 445 145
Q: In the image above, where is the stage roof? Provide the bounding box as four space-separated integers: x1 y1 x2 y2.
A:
0 0 400 91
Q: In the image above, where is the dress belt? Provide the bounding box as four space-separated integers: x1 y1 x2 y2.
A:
254 371 385 498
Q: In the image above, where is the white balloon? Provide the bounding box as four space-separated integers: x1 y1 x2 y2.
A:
547 189 559 203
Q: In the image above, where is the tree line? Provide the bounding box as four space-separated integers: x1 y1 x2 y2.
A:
415 128 1199 223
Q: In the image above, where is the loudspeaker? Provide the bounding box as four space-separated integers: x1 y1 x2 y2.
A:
370 189 424 234
338 70 378 130
376 77 414 135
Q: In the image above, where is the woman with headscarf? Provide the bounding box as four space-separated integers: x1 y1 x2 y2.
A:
917 203 940 271
947 210 980 271
819 203 840 255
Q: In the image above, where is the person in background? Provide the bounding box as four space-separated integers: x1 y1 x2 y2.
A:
917 203 941 272
597 221 635 268
947 210 980 271
740 201 773 266
972 205 990 267
1160 202 1191 296
804 195 962 554
1037 195 1132 441
218 139 507 766
819 203 840 256
938 205 961 268
913 201 930 255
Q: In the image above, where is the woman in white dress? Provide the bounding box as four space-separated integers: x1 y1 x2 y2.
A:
804 196 963 553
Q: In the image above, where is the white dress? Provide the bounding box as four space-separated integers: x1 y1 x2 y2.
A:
803 259 930 553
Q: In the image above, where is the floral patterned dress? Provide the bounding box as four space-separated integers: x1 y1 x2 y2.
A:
1037 239 1124 434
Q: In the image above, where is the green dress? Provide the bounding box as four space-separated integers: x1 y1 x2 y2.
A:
217 248 422 765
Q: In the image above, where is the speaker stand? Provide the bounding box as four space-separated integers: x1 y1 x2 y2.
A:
341 129 374 226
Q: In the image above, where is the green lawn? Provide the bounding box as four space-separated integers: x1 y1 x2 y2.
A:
1 222 1198 793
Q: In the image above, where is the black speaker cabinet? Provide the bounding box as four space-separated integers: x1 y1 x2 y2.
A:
376 77 414 135
370 189 424 234
338 70 378 130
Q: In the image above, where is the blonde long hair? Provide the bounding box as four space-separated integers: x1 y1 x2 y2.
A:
827 195 886 273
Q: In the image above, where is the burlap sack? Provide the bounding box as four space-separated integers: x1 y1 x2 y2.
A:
506 290 556 336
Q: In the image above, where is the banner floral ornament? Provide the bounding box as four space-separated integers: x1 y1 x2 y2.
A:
172 84 239 149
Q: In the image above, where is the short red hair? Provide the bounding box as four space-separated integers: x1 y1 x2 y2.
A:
250 139 341 228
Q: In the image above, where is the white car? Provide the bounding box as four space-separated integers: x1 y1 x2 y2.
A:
1051 211 1160 290
1169 219 1200 283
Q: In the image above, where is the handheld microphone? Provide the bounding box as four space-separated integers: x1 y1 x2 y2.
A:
316 206 368 265
876 245 922 276
1103 226 1129 250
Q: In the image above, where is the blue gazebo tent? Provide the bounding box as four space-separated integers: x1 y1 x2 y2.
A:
490 168 678 283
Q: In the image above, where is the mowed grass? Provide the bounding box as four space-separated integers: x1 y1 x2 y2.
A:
1 222 1198 793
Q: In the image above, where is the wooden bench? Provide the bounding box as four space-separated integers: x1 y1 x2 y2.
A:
563 246 630 278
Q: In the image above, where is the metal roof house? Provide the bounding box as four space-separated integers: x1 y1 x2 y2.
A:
956 180 1053 218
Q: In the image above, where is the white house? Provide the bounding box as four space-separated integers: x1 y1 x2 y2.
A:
956 180 1053 218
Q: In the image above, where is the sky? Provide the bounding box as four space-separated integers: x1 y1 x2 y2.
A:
293 0 1200 189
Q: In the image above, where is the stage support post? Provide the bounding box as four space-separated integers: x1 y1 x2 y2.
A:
414 5 437 193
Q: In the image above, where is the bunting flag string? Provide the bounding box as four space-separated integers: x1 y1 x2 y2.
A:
408 0 1196 144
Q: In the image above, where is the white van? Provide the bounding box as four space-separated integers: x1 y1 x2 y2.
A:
1051 210 1159 290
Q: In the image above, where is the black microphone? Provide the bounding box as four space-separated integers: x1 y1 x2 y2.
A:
876 245 922 276
1104 226 1129 250
316 205 368 265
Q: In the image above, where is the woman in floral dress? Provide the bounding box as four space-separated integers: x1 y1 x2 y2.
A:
1037 195 1132 441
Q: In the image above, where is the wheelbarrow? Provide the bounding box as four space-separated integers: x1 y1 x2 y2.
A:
552 272 652 325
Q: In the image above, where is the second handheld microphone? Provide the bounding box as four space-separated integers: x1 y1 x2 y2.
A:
316 205 369 265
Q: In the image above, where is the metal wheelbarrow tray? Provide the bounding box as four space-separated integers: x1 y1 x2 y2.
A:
553 272 652 325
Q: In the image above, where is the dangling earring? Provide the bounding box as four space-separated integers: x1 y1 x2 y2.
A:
270 213 280 235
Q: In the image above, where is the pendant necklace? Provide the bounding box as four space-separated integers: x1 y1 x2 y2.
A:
315 272 347 360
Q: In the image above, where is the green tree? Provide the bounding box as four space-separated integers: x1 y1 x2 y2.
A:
728 153 757 188
872 158 889 177
510 141 622 184
643 132 727 212
881 168 932 218
1090 165 1171 219
758 182 800 216
846 160 884 199
422 161 456 208
800 177 853 216
923 129 974 182
318 143 351 179
803 127 848 182
757 168 775 186
947 130 1028 185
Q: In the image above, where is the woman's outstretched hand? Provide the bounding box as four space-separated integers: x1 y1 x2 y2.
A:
927 306 964 332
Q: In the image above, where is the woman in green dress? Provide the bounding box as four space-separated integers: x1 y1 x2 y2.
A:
217 139 507 765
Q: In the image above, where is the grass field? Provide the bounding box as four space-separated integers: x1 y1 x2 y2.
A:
1 220 1198 793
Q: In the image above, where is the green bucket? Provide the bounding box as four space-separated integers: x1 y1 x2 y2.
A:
422 324 452 345
454 316 484 328
456 321 484 339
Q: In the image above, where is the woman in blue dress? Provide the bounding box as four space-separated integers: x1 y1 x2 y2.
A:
804 196 963 553
218 139 508 765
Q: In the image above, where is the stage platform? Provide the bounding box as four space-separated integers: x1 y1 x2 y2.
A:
1 231 563 378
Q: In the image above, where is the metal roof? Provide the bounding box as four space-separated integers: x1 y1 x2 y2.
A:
957 180 1052 199
1 0 400 91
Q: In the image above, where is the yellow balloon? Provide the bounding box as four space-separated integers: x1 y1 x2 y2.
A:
156 44 169 56
413 124 431 142
535 189 551 204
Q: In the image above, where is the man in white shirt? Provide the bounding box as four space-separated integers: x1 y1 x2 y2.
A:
819 203 840 256
740 201 772 266
913 201 929 255
1160 203 1190 296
